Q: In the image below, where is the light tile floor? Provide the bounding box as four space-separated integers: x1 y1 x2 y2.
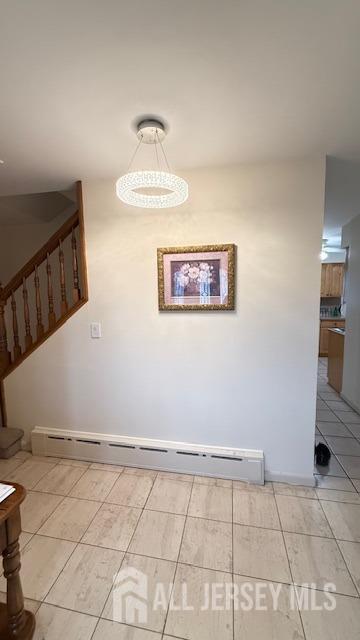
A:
0 359 360 638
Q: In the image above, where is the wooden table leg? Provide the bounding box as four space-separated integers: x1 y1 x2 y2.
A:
0 509 35 639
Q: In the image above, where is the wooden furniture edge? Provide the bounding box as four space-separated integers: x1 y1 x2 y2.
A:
0 380 7 428
0 483 35 639
0 483 26 519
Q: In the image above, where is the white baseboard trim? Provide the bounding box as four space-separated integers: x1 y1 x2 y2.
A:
265 470 315 487
31 426 265 484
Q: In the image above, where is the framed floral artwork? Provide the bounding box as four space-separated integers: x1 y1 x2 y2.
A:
157 244 235 310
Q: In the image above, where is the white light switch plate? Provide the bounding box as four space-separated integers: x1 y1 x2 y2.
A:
90 322 102 339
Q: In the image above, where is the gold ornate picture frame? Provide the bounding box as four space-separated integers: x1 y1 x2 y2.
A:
157 244 235 311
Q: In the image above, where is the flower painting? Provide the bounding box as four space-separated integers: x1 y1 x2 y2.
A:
157 244 235 310
171 260 219 300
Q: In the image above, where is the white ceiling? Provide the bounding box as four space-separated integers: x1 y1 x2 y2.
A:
1 0 360 239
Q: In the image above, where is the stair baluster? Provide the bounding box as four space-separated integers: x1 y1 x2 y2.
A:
22 278 33 351
0 289 11 375
59 240 68 315
46 253 56 329
34 266 44 340
71 229 81 303
11 293 21 361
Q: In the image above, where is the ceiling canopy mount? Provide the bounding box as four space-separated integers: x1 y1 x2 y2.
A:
136 119 167 144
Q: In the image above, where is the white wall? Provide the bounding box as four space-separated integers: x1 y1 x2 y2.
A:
342 214 360 412
4 158 325 483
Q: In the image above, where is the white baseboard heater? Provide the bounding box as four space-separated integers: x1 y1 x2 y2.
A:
31 427 264 484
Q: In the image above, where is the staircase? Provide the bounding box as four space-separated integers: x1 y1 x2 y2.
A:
0 181 88 437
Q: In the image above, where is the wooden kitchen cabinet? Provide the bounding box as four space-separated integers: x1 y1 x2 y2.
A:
319 326 329 356
320 263 345 297
319 319 345 356
328 329 345 392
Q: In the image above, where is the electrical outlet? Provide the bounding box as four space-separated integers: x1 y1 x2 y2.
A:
90 322 102 339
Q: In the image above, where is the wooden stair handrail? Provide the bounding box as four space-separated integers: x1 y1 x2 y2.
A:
0 181 88 387
1 210 79 300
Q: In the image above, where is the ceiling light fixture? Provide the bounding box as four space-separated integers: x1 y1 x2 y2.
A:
116 119 188 208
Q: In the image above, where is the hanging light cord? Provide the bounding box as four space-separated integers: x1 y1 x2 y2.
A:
126 133 143 172
125 127 172 174
156 128 171 172
154 129 161 171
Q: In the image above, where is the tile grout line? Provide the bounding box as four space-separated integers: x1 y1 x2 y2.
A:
23 468 155 619
10 530 360 598
97 473 190 631
316 365 360 599
31 463 89 494
160 473 196 637
6 548 360 603
34 466 121 607
316 369 360 485
25 493 68 537
88 617 101 640
96 469 160 625
21 465 99 543
22 500 360 544
28 465 112 538
273 488 308 640
35 538 81 607
321 395 360 456
317 496 360 598
68 466 123 503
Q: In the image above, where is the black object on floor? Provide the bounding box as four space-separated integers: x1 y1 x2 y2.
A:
315 442 331 467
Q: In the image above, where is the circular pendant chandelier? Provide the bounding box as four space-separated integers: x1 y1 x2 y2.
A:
116 119 188 209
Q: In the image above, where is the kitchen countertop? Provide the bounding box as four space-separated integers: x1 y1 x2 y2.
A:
320 317 346 321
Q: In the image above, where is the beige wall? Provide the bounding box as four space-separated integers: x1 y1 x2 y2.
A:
0 206 74 285
4 158 325 482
